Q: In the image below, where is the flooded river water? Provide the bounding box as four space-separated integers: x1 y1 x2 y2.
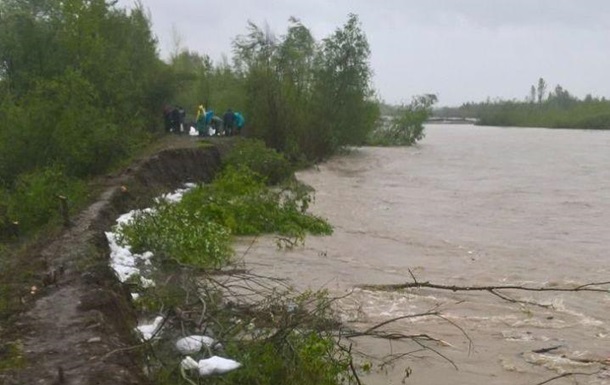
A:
238 124 610 385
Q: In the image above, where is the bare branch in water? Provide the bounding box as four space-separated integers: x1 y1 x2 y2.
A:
533 370 602 385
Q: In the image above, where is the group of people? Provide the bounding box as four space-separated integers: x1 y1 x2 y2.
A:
162 104 245 137
163 105 186 134
195 104 245 137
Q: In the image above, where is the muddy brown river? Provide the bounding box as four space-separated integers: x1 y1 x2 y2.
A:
238 124 610 385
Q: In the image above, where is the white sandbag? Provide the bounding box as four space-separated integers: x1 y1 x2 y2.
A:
181 355 241 376
175 335 217 355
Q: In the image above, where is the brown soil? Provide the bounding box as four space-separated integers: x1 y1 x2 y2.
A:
1 136 232 385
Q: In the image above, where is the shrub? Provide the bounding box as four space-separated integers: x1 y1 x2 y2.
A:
218 331 352 385
116 203 233 269
117 166 331 269
6 166 86 235
223 139 293 185
368 94 437 146
0 189 10 240
180 166 332 238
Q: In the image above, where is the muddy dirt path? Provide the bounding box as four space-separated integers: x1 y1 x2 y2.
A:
2 136 226 385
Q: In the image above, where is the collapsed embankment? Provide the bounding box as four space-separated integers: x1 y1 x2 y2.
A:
4 140 223 385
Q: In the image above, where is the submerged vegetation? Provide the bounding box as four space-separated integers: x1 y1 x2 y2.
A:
369 94 437 146
117 143 332 269
114 141 359 385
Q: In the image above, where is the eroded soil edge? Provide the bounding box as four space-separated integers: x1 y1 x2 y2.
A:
5 141 222 385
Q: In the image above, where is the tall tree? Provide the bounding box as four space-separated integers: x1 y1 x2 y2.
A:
537 77 547 104
314 13 377 152
232 14 378 160
0 0 168 183
234 21 285 151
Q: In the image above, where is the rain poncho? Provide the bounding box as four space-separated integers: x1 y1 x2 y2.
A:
205 110 214 125
195 105 207 135
234 112 245 128
196 105 206 121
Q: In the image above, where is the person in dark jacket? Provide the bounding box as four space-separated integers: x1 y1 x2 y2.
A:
163 104 173 133
223 108 235 136
177 106 186 134
170 107 180 133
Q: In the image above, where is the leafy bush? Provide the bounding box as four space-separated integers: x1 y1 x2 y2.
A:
117 166 331 269
181 166 332 238
0 188 10 240
223 139 293 185
116 204 232 269
368 94 437 146
218 331 351 385
5 166 86 235
149 285 357 385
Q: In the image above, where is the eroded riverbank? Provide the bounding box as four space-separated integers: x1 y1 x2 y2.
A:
2 137 223 385
5 126 610 385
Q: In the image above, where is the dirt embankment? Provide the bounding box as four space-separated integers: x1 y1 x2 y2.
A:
4 138 224 385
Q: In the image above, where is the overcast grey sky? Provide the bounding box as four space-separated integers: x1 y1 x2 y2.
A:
122 0 610 106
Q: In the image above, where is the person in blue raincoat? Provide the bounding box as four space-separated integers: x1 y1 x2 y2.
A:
205 110 215 135
234 112 245 135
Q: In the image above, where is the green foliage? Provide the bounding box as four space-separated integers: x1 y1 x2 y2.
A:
4 166 86 235
117 166 331 269
231 15 378 161
0 0 170 237
0 189 9 239
180 166 332 238
0 341 25 371
116 203 232 269
369 94 437 146
474 98 610 129
149 287 356 385
217 331 351 385
224 139 293 184
436 80 610 129
168 50 246 123
313 14 378 151
30 70 132 177
168 15 380 161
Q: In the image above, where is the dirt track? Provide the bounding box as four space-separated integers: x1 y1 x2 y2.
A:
3 136 227 385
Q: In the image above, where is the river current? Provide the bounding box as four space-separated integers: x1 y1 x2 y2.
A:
237 124 610 385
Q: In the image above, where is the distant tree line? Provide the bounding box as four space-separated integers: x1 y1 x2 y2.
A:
434 78 610 129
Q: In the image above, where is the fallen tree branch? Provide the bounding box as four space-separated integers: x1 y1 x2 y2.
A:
359 276 610 310
351 312 440 336
488 288 552 308
341 308 471 370
359 280 610 293
534 370 602 385
358 281 610 293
